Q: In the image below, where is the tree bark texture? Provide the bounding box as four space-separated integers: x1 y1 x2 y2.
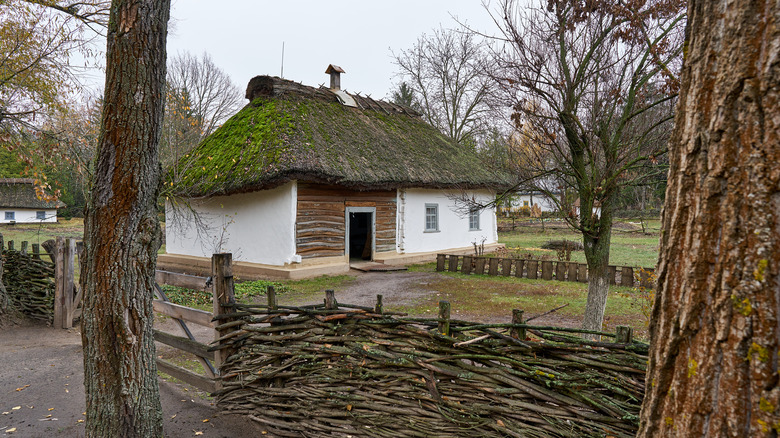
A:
639 1 780 436
80 0 169 436
581 209 613 334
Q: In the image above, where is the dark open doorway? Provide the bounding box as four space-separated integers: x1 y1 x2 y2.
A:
348 212 373 260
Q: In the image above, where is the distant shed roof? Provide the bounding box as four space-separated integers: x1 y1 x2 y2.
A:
0 179 65 209
172 75 514 198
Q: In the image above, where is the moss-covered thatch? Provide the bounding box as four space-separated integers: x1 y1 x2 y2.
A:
172 76 513 197
0 179 64 209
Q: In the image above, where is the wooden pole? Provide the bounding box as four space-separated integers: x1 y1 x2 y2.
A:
54 237 64 328
63 238 75 328
374 294 383 314
436 254 446 272
212 253 235 380
31 243 40 260
325 289 337 310
511 309 526 340
438 301 451 336
615 326 633 344
448 255 459 272
20 241 27 255
267 285 277 310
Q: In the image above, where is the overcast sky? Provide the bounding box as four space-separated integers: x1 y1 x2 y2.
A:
165 1 500 101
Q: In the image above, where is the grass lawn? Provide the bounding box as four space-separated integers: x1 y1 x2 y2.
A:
0 218 84 246
401 264 652 341
497 219 660 268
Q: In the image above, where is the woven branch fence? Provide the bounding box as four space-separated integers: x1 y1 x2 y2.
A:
213 290 648 438
1 237 55 321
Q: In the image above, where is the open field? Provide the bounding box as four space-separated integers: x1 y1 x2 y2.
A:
0 218 84 245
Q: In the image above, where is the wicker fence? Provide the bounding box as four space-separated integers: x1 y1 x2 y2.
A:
213 289 648 438
1 236 56 322
437 254 655 288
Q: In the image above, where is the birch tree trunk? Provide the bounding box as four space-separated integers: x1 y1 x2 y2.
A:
80 0 170 436
639 1 780 436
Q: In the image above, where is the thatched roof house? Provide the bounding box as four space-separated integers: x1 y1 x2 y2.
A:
163 68 510 279
173 75 511 198
0 178 65 223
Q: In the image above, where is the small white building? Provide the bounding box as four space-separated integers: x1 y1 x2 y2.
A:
162 71 511 279
0 178 63 224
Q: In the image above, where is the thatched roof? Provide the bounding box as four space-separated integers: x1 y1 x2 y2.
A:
0 178 65 209
172 76 514 198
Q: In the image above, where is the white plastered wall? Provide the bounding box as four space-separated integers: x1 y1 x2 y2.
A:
165 182 297 266
0 209 58 223
397 188 497 254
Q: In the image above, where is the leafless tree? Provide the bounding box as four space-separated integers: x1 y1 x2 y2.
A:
490 0 685 332
392 27 494 146
161 51 243 171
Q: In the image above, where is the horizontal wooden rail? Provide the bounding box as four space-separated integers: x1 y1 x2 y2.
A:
155 270 210 290
153 329 214 361
152 300 215 328
156 358 216 393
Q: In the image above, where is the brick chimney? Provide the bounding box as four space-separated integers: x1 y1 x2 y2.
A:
325 64 344 90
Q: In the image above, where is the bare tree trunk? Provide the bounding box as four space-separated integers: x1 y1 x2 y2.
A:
638 1 780 436
80 0 170 436
0 233 7 315
581 211 613 333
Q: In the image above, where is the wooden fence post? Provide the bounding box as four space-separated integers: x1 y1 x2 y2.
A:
527 260 538 279
555 262 567 281
475 257 486 275
448 255 459 273
501 259 512 276
577 264 588 283
615 326 633 343
436 254 446 272
462 256 473 275
375 294 383 314
438 301 451 336
267 285 277 310
488 258 499 276
325 289 337 310
608 266 617 285
515 259 524 278
541 261 553 280
20 241 27 255
511 309 526 340
212 253 235 378
568 263 578 282
31 243 40 260
54 237 75 329
621 267 634 287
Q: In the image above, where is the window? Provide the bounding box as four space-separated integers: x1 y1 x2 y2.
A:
523 200 529 207
4 211 14 221
424 204 439 232
36 211 46 220
469 209 480 231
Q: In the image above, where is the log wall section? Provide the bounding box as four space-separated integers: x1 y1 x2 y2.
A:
296 183 396 259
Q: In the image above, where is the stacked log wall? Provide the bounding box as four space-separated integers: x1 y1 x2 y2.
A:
296 183 396 258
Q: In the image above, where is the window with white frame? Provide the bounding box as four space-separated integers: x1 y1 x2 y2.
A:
469 209 480 231
5 212 14 221
36 211 46 220
424 204 439 232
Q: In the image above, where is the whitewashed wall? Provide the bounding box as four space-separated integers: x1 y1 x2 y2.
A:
166 182 297 265
0 209 58 223
512 193 559 212
397 189 497 254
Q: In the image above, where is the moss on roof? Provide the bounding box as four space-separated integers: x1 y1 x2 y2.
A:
0 179 65 209
173 76 513 197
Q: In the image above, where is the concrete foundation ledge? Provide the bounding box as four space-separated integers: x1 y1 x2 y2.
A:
157 254 351 280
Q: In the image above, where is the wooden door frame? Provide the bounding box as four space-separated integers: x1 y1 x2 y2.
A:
345 206 376 261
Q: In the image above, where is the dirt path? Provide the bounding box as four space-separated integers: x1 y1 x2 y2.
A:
0 322 264 438
285 270 444 310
